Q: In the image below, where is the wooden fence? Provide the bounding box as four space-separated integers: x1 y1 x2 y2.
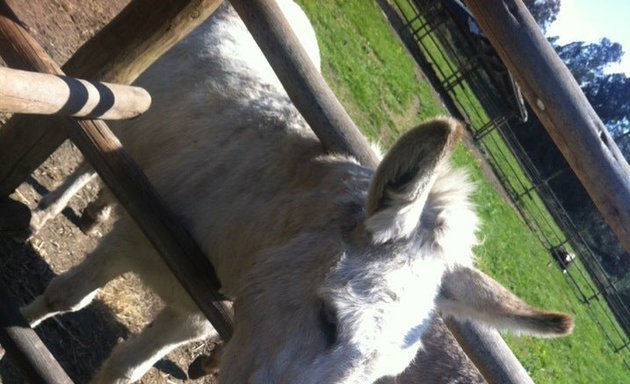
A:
388 0 630 368
465 0 630 259
0 1 230 381
2 0 626 383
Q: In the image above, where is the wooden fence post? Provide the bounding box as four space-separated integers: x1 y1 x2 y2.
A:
445 318 534 384
0 280 73 384
0 67 151 119
230 0 380 169
465 0 630 258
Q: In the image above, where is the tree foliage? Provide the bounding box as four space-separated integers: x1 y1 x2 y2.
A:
556 38 624 86
522 0 561 32
583 73 630 134
554 38 629 148
523 0 629 146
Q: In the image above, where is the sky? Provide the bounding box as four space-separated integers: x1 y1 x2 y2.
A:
546 0 630 75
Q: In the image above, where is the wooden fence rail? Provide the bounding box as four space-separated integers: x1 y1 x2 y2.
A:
231 0 380 169
445 319 534 384
0 66 151 119
0 1 234 380
466 0 630 258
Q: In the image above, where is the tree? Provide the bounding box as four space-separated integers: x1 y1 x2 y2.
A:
582 73 630 135
523 0 561 32
553 38 630 158
555 38 624 86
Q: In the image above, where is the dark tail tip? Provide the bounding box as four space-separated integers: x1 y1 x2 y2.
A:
530 312 575 337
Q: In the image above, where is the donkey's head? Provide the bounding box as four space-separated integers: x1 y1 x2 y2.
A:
219 118 573 383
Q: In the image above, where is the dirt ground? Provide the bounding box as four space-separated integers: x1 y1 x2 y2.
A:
0 1 218 382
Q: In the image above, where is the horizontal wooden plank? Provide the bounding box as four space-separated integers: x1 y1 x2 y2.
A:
0 66 151 119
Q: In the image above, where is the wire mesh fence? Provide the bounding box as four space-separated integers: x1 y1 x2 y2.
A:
389 0 630 370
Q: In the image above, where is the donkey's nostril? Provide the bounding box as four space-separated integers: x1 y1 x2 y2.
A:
318 300 339 348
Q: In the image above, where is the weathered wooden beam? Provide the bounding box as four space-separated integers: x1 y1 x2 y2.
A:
465 0 630 258
0 0 233 340
0 1 68 197
0 280 74 384
0 0 222 197
65 117 234 340
230 0 380 169
64 0 223 84
445 318 533 384
0 66 151 119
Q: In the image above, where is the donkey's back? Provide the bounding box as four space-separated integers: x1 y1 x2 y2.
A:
111 1 332 290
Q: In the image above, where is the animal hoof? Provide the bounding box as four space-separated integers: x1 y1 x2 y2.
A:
188 354 219 380
78 203 109 235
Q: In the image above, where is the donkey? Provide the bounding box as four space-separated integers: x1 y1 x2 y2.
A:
21 1 572 383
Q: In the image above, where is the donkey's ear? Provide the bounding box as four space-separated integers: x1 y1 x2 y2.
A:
365 117 462 243
436 266 574 337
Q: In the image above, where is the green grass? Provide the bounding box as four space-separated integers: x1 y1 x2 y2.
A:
298 0 443 144
296 1 629 382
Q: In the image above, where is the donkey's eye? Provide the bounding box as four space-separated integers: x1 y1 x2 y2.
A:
318 301 338 348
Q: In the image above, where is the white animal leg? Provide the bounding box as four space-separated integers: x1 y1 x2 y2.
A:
29 163 97 236
90 308 214 384
21 226 133 327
